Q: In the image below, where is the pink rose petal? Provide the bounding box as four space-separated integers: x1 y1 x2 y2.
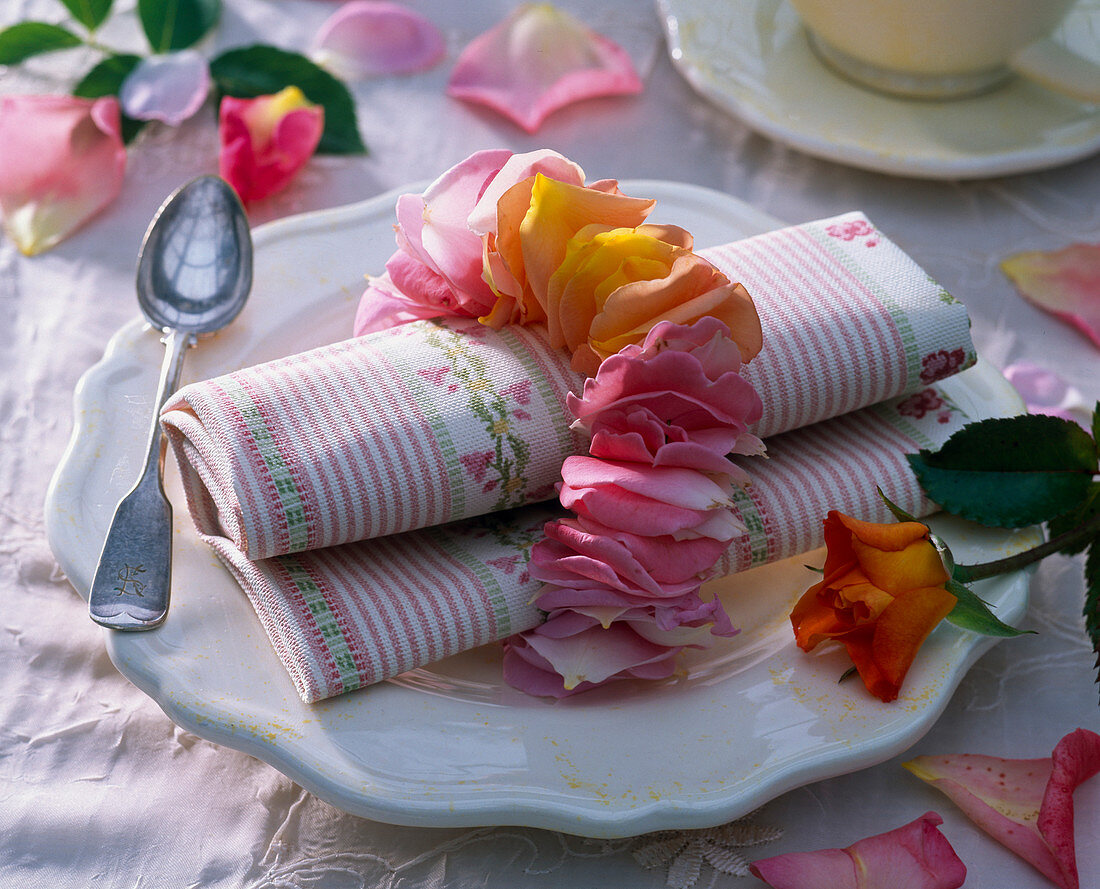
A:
447 3 643 133
904 728 1100 889
1002 243 1100 350
0 94 126 255
1003 361 1091 425
750 812 966 889
119 51 210 126
311 1 446 79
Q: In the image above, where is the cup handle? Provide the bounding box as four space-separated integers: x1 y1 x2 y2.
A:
1010 38 1100 103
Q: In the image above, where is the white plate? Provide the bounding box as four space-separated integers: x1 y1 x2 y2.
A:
658 0 1100 179
46 183 1037 838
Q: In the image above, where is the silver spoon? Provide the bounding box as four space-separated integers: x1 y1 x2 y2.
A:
89 176 252 630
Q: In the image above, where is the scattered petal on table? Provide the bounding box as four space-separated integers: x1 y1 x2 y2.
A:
119 51 211 125
749 812 966 889
311 1 445 78
904 728 1100 889
1002 243 1100 350
1002 361 1091 425
218 87 324 203
0 94 126 256
447 3 643 133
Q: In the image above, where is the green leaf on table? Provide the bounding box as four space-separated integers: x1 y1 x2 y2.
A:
59 0 114 30
1047 482 1100 555
1084 541 1100 694
138 0 220 52
72 54 145 143
210 45 366 155
1092 401 1100 451
944 579 1031 637
0 22 82 64
907 414 1099 527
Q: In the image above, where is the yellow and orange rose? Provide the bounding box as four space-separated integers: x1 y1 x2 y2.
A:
790 511 957 702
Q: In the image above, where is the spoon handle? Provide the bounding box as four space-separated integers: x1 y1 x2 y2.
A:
89 329 193 630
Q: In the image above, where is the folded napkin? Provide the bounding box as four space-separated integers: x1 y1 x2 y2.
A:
162 213 974 561
202 381 974 702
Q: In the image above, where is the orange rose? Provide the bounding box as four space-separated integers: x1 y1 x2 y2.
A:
548 224 762 376
480 173 655 328
790 511 957 703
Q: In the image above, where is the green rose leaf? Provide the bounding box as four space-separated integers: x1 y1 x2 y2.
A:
1085 541 1100 693
944 579 1031 637
907 414 1099 527
73 54 145 143
209 45 366 155
60 0 114 30
138 0 220 52
0 22 82 64
1047 483 1100 556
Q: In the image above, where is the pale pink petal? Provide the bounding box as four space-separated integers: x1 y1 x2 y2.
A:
1002 243 1100 350
0 94 126 255
353 271 447 334
904 728 1100 889
311 1 445 78
119 51 210 125
750 812 966 889
447 3 643 133
1003 361 1091 425
466 147 585 236
504 616 681 695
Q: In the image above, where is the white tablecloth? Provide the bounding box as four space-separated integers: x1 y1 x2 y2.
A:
3 1 1098 886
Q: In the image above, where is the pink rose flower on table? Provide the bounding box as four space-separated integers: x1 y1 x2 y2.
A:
353 147 598 333
0 94 126 256
570 317 765 478
218 87 324 203
559 455 745 542
750 812 966 889
905 728 1100 889
1002 241 1100 350
447 3 643 133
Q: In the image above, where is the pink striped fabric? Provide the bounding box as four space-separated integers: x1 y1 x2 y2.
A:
161 212 974 562
206 380 981 702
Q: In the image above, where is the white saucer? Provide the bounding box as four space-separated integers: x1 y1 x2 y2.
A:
658 0 1100 179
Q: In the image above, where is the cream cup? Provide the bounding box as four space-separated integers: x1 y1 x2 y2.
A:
786 0 1100 101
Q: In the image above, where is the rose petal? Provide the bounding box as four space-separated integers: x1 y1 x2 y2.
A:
447 3 643 133
119 51 210 125
1003 361 1092 425
0 95 126 255
1002 243 1100 350
904 728 1100 889
750 812 966 889
311 1 445 78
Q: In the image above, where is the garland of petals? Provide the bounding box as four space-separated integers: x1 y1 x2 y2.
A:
501 317 765 696
353 147 768 697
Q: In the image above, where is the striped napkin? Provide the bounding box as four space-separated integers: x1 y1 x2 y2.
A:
162 212 975 561
204 381 977 702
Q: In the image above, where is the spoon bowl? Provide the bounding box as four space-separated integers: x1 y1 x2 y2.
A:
89 176 252 631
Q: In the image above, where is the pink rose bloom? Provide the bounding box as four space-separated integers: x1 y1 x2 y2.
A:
750 812 966 889
218 87 324 203
530 516 727 599
0 94 126 256
502 609 713 698
570 317 765 479
353 147 589 335
558 455 746 541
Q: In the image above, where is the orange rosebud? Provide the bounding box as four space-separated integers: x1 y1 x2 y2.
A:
790 511 956 703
